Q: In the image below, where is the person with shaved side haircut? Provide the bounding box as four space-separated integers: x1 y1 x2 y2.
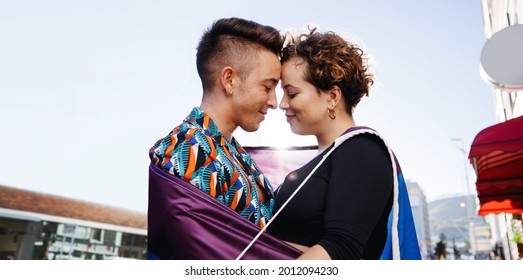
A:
148 17 284 259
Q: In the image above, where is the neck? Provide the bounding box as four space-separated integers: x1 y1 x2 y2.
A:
200 93 236 141
316 114 356 151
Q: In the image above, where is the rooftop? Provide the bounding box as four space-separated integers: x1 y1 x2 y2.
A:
0 185 146 229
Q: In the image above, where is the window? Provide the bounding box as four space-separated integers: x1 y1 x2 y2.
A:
72 250 82 258
91 228 101 242
103 230 116 245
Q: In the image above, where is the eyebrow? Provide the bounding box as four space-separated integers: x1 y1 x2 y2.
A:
264 78 279 86
282 83 297 89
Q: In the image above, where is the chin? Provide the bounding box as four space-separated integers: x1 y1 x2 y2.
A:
242 123 261 132
290 126 308 136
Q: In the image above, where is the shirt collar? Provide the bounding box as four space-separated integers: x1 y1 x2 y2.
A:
184 107 241 149
184 107 221 136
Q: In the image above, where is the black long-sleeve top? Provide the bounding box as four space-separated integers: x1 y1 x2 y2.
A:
268 134 393 259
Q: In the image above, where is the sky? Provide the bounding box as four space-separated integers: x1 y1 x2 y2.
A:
0 1 497 213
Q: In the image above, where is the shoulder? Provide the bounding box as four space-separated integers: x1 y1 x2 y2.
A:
334 132 389 157
327 131 394 193
151 122 216 156
328 131 393 174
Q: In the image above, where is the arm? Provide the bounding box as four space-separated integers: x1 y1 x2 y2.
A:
315 135 393 259
297 244 332 260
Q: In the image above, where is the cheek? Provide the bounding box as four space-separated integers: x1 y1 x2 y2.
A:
290 98 313 116
248 90 267 106
288 98 301 111
237 89 263 110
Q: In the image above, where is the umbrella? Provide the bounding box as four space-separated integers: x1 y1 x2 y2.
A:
468 115 523 215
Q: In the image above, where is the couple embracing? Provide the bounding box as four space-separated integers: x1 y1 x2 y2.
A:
147 17 421 260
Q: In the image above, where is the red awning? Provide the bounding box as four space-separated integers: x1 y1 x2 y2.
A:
468 115 523 215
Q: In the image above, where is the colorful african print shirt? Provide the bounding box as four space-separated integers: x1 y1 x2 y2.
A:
149 107 274 228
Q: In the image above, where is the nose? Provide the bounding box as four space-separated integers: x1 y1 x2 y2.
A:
279 94 289 111
267 89 278 109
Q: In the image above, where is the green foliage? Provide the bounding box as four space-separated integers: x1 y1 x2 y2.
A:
511 220 523 244
513 232 522 244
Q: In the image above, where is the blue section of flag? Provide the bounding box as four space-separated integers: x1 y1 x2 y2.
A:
380 172 422 260
147 251 160 260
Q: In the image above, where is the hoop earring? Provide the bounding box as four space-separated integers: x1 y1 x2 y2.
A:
327 108 336 120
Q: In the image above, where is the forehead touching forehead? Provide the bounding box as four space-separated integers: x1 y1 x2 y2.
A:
282 57 308 83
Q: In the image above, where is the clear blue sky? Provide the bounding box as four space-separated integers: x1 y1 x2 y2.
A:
0 1 496 212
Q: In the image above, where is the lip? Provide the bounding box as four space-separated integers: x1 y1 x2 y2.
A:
259 111 267 121
285 114 295 122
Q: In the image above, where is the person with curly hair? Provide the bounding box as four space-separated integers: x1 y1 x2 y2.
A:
267 27 421 260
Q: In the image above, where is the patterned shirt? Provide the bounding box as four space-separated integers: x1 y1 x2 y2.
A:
149 107 274 228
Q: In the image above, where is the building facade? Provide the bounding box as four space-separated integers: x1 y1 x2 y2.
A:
0 185 146 260
479 0 523 260
405 180 432 259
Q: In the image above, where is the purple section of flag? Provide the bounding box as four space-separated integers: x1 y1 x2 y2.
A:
147 163 302 260
244 146 318 190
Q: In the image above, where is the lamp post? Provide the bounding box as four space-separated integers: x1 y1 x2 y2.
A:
451 138 479 259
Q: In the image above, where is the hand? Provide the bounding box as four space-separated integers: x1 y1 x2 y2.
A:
297 244 331 260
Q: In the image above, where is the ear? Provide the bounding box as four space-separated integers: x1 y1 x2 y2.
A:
327 85 342 108
220 66 235 96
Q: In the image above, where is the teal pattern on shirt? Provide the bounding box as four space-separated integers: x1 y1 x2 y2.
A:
150 107 274 228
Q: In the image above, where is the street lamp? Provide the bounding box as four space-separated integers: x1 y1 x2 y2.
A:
451 138 479 259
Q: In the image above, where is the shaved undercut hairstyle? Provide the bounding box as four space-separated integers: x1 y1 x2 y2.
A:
196 17 284 93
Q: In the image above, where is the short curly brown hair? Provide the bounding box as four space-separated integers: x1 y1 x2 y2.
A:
281 29 374 115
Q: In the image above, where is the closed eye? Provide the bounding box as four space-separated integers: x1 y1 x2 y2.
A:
285 91 297 98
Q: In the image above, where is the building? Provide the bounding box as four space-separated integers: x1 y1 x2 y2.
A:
405 180 432 259
0 185 147 260
476 0 523 260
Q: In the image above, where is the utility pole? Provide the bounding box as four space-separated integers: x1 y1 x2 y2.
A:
451 138 479 259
